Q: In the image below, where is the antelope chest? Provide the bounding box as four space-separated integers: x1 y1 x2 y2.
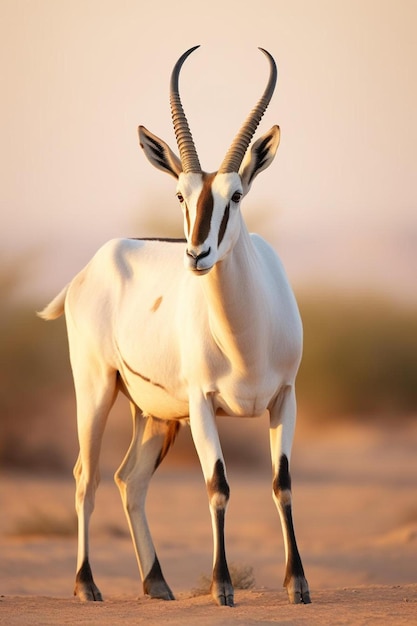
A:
208 370 279 418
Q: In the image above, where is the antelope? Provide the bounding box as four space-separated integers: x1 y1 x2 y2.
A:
39 45 311 607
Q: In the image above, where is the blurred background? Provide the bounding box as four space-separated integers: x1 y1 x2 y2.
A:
1 0 416 474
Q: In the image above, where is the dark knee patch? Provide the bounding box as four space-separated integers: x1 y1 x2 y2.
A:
273 454 292 497
207 459 230 507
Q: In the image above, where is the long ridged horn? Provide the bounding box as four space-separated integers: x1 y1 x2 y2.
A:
218 48 277 174
170 46 202 174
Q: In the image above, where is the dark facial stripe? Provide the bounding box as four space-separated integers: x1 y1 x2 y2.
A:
217 203 230 247
191 173 216 246
185 205 190 236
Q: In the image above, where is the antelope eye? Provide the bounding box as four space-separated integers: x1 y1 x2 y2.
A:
176 193 184 203
231 191 242 204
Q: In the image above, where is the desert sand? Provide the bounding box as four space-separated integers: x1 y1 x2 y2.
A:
1 419 416 625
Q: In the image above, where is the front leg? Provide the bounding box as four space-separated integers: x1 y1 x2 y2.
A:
189 393 234 607
269 386 311 604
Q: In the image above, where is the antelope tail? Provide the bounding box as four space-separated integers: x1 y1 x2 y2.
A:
37 284 69 320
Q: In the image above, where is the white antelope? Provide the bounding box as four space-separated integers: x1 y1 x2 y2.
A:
39 46 310 606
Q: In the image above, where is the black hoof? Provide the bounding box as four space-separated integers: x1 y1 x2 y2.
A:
211 581 235 607
286 576 311 604
74 559 103 601
144 580 175 601
143 556 175 600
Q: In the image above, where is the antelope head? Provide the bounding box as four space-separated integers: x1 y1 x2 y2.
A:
139 46 280 275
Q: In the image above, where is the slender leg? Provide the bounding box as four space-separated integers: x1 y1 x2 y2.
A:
189 393 234 607
72 361 118 601
114 405 178 600
269 386 311 604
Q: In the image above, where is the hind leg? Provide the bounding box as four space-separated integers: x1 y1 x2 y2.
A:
269 386 311 604
71 358 118 601
115 405 178 600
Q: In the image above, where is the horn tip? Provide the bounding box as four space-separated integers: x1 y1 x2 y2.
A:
258 47 278 79
186 44 201 55
258 47 274 60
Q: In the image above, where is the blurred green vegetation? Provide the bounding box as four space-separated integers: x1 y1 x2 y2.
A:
0 300 72 469
0 254 73 470
1 257 416 470
297 292 417 420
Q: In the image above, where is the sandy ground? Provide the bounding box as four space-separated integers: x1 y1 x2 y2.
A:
1 420 417 624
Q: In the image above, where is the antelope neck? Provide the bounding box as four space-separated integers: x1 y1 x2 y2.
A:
200 222 265 372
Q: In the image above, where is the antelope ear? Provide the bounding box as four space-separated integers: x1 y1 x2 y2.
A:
239 125 280 194
138 125 182 179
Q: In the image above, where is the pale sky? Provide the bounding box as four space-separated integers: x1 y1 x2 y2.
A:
1 0 416 303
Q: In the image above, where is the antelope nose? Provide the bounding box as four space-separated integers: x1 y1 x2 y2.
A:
186 247 211 262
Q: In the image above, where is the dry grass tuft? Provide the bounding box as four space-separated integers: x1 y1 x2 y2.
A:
191 563 255 597
10 509 77 537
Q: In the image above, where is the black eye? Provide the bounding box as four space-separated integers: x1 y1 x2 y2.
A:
231 191 242 204
176 193 184 203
